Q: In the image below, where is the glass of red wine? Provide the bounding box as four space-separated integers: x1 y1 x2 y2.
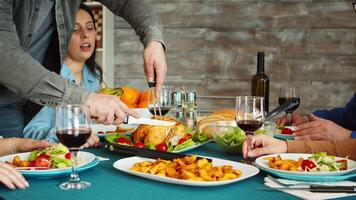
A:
235 96 265 136
235 96 264 164
278 87 300 126
148 85 171 116
55 104 92 190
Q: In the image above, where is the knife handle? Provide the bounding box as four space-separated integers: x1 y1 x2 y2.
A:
310 185 356 193
122 115 129 124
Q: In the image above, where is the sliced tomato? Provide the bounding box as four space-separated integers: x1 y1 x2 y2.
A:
116 137 131 145
301 159 316 171
33 157 51 168
134 142 145 148
282 128 293 135
156 143 168 152
336 159 348 170
37 154 50 160
178 138 187 145
65 152 71 159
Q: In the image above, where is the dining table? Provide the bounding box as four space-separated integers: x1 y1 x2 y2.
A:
0 142 354 200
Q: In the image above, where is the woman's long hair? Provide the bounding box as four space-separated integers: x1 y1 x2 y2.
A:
79 3 103 83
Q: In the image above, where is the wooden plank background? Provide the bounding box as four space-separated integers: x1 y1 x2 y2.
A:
111 0 356 114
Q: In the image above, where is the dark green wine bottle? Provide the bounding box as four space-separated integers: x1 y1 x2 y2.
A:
251 52 270 113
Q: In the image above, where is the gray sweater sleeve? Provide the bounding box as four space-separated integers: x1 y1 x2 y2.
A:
98 0 165 47
0 0 91 107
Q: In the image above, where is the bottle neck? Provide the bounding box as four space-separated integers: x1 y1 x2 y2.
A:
257 52 265 73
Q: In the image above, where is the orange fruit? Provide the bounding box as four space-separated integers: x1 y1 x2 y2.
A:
120 86 140 105
138 100 148 108
139 90 154 103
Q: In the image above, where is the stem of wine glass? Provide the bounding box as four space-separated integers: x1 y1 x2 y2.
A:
69 150 80 183
286 112 292 126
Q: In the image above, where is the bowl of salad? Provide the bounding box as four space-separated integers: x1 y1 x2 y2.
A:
210 125 247 154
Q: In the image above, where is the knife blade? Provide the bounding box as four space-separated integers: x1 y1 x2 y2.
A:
123 115 175 126
262 185 356 193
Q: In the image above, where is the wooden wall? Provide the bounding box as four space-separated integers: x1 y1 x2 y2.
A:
112 0 356 114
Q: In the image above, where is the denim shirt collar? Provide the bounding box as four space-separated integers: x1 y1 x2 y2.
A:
60 63 99 92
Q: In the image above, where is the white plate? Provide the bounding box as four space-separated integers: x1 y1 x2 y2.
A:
0 151 96 173
113 156 259 186
93 108 152 137
255 153 356 177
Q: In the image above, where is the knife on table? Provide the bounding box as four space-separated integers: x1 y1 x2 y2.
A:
263 185 356 193
123 115 175 126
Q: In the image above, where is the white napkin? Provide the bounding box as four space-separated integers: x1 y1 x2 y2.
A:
264 176 356 200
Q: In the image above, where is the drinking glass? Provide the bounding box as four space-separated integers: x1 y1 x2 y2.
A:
55 104 92 190
148 85 171 116
278 87 300 126
235 96 264 136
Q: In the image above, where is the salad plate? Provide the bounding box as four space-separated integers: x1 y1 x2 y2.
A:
255 153 356 182
113 156 260 187
0 151 98 178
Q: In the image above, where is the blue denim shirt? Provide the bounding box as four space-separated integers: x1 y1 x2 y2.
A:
23 63 100 142
313 92 356 138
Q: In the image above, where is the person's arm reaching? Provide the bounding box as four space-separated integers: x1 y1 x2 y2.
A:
0 1 90 107
243 134 356 160
313 93 356 132
287 139 356 160
98 0 167 97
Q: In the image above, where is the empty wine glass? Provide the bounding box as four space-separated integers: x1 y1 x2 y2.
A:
55 104 91 190
278 87 300 126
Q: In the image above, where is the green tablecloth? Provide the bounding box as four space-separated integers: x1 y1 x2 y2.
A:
0 143 353 200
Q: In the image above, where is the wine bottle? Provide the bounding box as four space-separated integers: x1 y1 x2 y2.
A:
251 52 270 113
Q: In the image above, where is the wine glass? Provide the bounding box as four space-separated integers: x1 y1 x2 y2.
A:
278 87 300 126
148 85 171 116
55 104 92 190
235 96 264 136
235 96 264 164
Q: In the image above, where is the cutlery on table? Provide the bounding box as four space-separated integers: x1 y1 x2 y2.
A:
263 175 356 193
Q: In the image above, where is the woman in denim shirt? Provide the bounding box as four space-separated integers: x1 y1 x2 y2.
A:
23 4 102 147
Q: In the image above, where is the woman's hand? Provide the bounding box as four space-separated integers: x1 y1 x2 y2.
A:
294 114 351 140
0 162 29 190
82 133 101 148
14 138 54 153
242 134 287 158
276 112 309 126
143 41 167 98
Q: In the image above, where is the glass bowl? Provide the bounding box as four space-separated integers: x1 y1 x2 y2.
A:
209 124 247 154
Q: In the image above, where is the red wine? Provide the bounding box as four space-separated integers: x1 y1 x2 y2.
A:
56 129 91 148
278 97 300 112
237 120 263 133
251 52 270 113
149 106 170 116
